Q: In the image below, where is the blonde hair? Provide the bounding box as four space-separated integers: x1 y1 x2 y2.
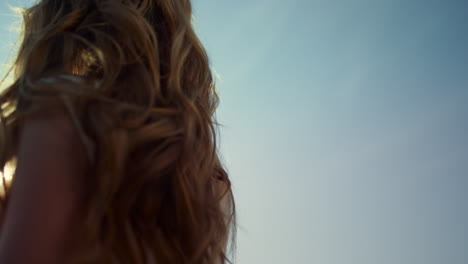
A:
0 0 235 263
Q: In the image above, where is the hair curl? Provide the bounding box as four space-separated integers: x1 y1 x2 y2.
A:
0 0 236 263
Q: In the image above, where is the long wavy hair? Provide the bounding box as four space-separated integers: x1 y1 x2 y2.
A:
0 0 235 263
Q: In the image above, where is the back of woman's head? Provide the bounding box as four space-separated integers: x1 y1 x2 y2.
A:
0 0 235 263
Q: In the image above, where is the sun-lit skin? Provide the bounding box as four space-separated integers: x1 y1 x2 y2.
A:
0 162 15 196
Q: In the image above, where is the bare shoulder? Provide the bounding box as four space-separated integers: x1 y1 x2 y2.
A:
0 104 89 263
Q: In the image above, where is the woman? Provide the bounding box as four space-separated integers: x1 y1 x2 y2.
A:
0 0 235 263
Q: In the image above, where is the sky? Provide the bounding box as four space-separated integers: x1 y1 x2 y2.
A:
1 0 468 264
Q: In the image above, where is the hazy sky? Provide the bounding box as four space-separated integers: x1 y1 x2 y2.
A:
1 1 468 264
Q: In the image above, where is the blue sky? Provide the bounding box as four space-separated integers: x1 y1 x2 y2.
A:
2 1 468 263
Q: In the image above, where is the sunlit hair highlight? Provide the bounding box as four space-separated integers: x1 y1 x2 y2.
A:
0 0 235 263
